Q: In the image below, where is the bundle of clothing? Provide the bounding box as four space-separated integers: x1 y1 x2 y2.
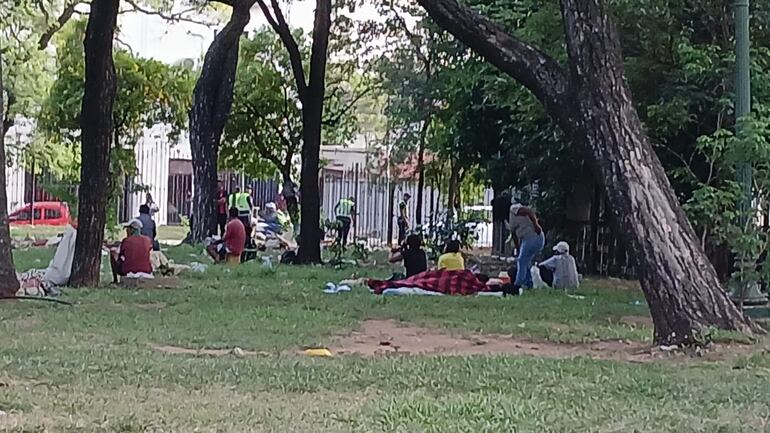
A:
368 269 491 296
17 225 77 297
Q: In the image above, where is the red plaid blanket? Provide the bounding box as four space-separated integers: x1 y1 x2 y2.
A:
369 270 488 295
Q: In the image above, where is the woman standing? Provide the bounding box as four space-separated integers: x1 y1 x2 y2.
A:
508 200 545 290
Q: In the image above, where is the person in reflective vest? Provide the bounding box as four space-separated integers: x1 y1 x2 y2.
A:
228 187 253 243
335 196 356 247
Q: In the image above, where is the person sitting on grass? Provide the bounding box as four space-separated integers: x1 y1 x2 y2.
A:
537 241 580 289
110 218 153 284
437 239 465 271
388 234 428 278
207 207 246 264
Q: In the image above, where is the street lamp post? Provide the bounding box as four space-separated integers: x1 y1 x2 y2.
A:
731 0 768 305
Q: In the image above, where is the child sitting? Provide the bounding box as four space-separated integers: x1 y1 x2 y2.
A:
437 239 465 271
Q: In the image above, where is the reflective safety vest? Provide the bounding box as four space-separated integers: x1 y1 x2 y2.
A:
336 198 355 217
229 192 251 212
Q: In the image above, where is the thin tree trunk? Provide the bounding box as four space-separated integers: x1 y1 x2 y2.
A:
446 161 460 221
414 119 429 226
295 0 332 264
417 0 761 344
188 3 251 242
69 0 120 287
386 181 395 246
0 47 20 296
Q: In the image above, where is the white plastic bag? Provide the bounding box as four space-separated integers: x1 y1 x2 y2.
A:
531 265 548 289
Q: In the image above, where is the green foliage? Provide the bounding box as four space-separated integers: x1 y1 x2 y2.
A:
36 19 193 213
415 212 482 260
222 27 364 182
40 20 194 152
684 111 770 293
0 0 57 130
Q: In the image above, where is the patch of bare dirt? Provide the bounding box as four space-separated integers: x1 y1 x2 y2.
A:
330 320 653 361
151 344 271 357
330 320 765 363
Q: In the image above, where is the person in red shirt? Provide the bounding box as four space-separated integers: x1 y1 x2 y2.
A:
110 219 153 283
207 207 246 263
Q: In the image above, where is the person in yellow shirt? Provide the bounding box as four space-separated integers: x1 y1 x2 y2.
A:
437 239 465 271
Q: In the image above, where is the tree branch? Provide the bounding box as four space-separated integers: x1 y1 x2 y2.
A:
121 0 216 27
243 102 296 167
387 4 431 71
255 0 308 100
415 0 568 112
38 1 81 50
323 87 372 127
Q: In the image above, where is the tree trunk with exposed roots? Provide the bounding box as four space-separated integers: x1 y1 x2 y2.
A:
416 0 761 345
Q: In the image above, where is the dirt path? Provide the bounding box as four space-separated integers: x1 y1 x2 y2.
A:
150 319 765 363
330 319 655 362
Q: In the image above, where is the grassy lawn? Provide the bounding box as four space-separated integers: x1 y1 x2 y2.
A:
1 246 769 432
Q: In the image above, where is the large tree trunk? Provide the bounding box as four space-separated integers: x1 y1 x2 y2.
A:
417 0 761 344
69 0 120 287
295 0 332 264
0 48 20 296
188 4 251 242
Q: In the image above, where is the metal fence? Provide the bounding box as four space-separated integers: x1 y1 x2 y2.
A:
321 166 494 248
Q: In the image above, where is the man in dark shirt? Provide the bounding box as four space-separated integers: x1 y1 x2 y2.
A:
207 207 246 263
111 219 153 283
388 234 427 278
137 204 159 251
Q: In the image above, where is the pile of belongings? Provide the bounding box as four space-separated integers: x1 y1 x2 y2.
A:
16 225 77 297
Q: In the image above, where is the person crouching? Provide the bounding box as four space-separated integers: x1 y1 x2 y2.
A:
207 207 246 264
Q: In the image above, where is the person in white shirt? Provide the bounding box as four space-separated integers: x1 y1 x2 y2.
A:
538 241 580 289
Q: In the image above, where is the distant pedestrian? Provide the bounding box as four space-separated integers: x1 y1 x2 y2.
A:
335 196 356 247
145 192 159 216
137 204 159 251
282 179 299 225
397 192 411 245
216 181 228 236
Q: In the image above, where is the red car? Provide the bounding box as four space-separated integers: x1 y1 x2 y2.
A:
9 201 71 226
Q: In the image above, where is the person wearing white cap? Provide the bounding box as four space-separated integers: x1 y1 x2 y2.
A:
110 218 153 283
537 241 580 289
